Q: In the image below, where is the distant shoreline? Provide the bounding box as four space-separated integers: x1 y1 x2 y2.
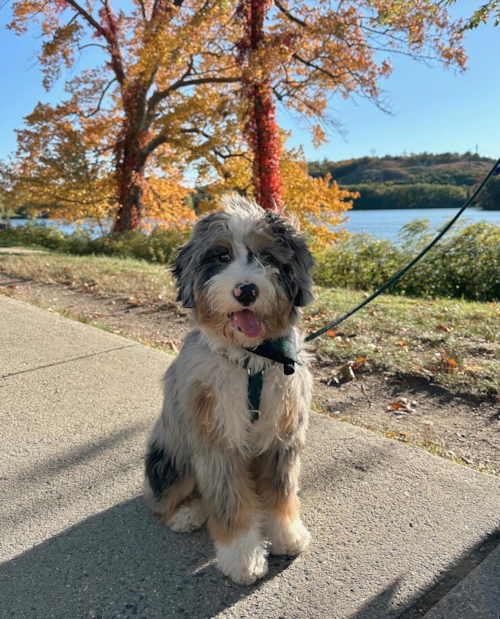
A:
349 205 485 211
3 206 498 221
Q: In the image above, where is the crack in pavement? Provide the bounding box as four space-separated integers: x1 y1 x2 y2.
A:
1 343 138 379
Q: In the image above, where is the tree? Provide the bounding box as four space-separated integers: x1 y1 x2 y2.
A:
5 0 467 235
1 101 195 228
1 104 114 224
234 0 466 212
445 1 500 29
197 135 357 245
479 176 500 210
7 0 242 231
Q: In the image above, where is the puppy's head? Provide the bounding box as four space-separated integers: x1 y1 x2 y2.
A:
172 194 314 346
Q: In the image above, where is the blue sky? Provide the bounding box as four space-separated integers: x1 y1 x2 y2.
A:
1 0 499 163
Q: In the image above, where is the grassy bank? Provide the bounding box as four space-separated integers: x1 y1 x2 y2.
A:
1 251 498 398
2 219 500 302
0 223 187 263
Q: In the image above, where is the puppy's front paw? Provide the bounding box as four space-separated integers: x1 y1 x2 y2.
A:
216 529 269 585
268 518 311 556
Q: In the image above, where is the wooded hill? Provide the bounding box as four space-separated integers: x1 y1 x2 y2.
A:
308 153 499 210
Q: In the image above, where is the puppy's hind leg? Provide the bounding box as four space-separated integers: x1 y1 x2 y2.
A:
144 443 207 533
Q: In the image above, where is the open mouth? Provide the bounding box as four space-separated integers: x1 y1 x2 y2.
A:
229 309 263 339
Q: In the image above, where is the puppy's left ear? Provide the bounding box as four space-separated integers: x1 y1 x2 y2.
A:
171 240 196 308
289 233 315 307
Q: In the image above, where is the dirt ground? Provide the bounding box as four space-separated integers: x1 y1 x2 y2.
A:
2 272 499 475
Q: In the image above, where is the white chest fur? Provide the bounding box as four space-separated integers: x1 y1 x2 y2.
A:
200 355 305 455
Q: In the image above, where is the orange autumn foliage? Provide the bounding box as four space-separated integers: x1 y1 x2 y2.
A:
197 140 356 246
3 0 466 238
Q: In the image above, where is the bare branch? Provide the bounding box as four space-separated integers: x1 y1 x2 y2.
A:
78 43 108 51
137 0 147 21
64 0 106 35
139 134 168 164
147 74 241 115
292 53 345 82
274 0 308 27
83 78 117 118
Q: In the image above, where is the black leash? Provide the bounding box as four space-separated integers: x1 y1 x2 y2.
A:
236 157 499 421
305 157 500 343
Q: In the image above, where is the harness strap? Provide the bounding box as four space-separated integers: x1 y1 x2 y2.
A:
247 370 264 423
245 334 301 376
240 334 299 422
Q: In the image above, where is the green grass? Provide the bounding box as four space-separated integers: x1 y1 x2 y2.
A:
0 252 177 303
1 251 499 397
306 287 500 396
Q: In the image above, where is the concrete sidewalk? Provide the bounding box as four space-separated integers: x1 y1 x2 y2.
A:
1 294 499 619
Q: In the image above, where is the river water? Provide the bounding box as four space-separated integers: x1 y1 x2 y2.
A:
343 208 500 241
10 207 500 243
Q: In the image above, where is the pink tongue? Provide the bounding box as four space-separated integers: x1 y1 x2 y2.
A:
233 310 262 338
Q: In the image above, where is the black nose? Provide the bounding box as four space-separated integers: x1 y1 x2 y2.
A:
233 283 259 306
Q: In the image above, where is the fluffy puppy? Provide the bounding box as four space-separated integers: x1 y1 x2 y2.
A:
144 195 314 585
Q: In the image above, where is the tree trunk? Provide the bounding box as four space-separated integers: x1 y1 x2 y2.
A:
243 0 283 211
250 78 283 211
112 155 143 232
113 175 142 232
112 86 148 233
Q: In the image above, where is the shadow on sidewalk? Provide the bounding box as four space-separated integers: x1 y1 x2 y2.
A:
350 526 500 619
0 496 295 619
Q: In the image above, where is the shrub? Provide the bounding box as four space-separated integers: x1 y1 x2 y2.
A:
0 223 188 264
3 220 500 302
314 221 500 301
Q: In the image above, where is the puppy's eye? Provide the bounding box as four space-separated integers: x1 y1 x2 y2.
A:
218 252 231 263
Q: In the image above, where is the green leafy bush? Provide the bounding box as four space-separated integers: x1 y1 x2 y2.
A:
0 223 188 264
315 221 500 301
3 220 500 301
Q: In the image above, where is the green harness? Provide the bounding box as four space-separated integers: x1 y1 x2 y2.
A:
242 334 301 423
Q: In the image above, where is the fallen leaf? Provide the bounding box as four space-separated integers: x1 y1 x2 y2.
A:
326 329 336 337
388 402 404 410
444 357 459 371
387 396 417 414
356 357 367 364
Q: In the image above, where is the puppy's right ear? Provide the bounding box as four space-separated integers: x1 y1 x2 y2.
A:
171 240 196 308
